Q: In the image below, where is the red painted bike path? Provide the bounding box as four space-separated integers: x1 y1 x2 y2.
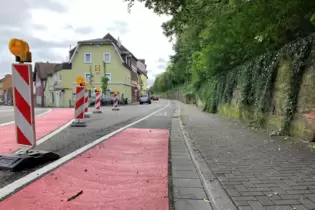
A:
0 108 73 154
0 128 169 210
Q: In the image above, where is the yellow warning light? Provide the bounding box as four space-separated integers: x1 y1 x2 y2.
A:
9 38 32 63
76 76 84 84
96 88 101 92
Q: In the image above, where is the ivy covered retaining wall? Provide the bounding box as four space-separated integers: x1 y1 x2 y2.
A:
194 33 315 141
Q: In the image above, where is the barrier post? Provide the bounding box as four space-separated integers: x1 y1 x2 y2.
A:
12 63 36 147
112 91 120 111
84 87 90 118
71 86 87 127
0 38 59 172
93 88 102 113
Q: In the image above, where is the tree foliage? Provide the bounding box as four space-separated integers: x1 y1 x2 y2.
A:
124 0 315 92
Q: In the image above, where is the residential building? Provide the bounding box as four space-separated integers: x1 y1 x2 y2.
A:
44 63 72 107
44 33 148 107
33 62 58 107
0 74 12 105
137 59 148 94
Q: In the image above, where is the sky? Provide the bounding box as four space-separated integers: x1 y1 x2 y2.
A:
0 0 174 87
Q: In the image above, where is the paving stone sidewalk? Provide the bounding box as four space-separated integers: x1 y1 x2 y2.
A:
176 101 315 210
170 116 212 210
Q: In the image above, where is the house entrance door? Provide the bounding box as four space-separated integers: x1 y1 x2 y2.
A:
55 91 60 107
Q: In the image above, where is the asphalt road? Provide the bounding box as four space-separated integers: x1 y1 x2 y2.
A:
0 106 49 124
0 99 175 190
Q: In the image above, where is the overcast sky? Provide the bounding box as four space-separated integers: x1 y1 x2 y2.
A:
0 0 174 87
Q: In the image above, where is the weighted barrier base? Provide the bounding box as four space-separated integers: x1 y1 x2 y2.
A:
93 110 102 114
84 114 91 118
112 107 120 111
0 150 60 172
71 121 87 127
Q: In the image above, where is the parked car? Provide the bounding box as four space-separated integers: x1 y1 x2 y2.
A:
151 95 159 100
90 95 125 106
140 94 151 104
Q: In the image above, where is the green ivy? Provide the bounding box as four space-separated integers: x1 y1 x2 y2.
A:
222 70 237 104
235 52 279 127
279 35 314 135
178 32 315 138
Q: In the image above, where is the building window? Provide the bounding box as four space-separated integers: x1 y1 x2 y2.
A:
105 73 111 82
104 53 111 63
54 74 58 82
85 73 91 82
36 80 41 87
126 56 131 66
84 53 92 63
50 92 54 103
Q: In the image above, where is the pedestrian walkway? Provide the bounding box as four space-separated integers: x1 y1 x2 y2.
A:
176 101 315 210
0 108 73 154
0 128 169 210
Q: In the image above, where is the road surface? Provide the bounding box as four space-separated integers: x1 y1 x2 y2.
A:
0 100 174 189
0 106 49 124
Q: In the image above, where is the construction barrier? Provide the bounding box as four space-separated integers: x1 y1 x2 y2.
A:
93 89 102 114
0 45 59 171
12 64 36 147
71 86 87 127
84 88 90 118
112 94 120 111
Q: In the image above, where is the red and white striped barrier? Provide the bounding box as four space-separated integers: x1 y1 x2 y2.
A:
12 63 36 147
93 90 102 113
112 94 119 111
71 86 86 127
84 88 90 117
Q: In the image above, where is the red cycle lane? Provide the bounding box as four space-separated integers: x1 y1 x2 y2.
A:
0 108 73 154
0 128 170 210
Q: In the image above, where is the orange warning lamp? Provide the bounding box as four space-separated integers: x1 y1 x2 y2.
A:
76 76 85 86
95 88 101 93
84 82 88 87
8 38 32 63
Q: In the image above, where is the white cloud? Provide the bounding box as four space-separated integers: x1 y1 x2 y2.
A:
0 0 174 86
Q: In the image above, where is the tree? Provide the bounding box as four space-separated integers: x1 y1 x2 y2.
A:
101 61 109 95
101 76 109 95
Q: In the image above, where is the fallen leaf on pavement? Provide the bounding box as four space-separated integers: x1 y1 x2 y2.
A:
204 199 209 203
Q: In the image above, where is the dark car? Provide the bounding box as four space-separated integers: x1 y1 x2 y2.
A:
139 94 151 104
90 95 124 106
151 95 159 100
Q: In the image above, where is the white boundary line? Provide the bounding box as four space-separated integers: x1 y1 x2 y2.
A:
0 109 52 127
0 101 170 200
14 119 75 154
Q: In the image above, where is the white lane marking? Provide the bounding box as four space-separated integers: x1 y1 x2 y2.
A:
14 119 75 154
0 109 13 112
0 101 170 199
0 109 52 127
